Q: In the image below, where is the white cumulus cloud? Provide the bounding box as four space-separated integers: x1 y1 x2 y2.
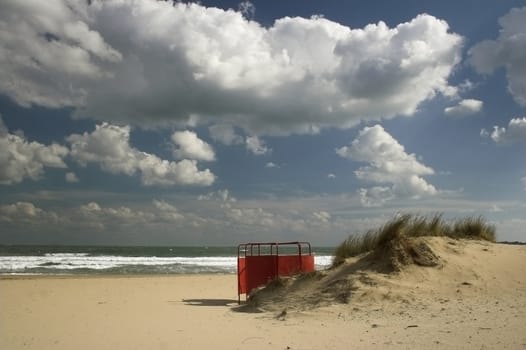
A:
226 207 275 228
313 211 331 223
172 130 215 161
0 117 68 185
444 99 483 117
337 125 437 206
78 201 155 230
0 202 59 224
0 0 122 108
0 1 463 135
67 123 215 186
485 117 526 143
153 199 184 222
238 1 256 20
65 172 79 183
358 187 395 207
198 189 237 204
469 7 526 106
246 136 270 155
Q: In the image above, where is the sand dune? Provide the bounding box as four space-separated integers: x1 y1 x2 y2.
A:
250 238 526 309
1 238 525 349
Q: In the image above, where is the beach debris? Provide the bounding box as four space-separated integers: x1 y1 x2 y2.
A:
241 337 264 344
406 324 419 328
276 308 287 320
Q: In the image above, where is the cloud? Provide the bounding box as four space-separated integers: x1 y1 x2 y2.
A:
209 124 243 145
198 189 237 204
67 123 215 186
3 192 524 244
312 211 331 223
0 117 69 185
196 189 326 232
0 0 122 108
0 201 59 224
327 173 336 179
246 136 270 155
337 124 437 205
457 79 476 94
358 187 395 207
198 189 237 211
444 99 483 117
0 200 186 233
226 207 276 228
78 201 155 230
483 117 526 143
469 7 526 106
65 172 79 183
489 204 503 213
0 1 462 135
152 199 184 222
172 130 215 161
217 189 236 203
265 162 278 168
238 1 255 20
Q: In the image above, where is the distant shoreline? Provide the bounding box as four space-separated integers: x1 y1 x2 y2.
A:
497 241 526 245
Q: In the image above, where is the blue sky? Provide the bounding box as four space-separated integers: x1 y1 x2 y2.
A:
0 0 525 246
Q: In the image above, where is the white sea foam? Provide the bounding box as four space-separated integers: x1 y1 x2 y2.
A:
0 254 333 274
314 255 333 270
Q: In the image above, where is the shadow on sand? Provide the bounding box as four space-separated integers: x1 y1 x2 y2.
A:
181 298 264 313
182 298 238 307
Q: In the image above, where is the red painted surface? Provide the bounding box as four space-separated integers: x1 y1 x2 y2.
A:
237 242 315 301
277 255 304 275
245 255 278 294
237 256 247 294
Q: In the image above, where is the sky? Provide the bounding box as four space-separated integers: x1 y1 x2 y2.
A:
0 0 525 246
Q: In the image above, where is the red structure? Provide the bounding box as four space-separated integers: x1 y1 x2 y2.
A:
237 241 315 303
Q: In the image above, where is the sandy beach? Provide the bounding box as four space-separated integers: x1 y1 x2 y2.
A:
2 239 526 350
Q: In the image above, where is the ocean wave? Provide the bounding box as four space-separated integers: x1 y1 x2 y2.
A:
0 254 333 275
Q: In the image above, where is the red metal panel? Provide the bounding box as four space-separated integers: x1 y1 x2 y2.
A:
245 255 277 294
277 255 315 276
300 255 315 272
237 242 316 302
237 257 247 295
277 255 302 275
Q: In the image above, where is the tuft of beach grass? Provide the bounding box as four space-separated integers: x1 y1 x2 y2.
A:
332 214 496 267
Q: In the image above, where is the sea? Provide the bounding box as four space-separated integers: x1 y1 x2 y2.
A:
0 245 335 275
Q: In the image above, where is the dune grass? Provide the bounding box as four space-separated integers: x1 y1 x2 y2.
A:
333 214 496 266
